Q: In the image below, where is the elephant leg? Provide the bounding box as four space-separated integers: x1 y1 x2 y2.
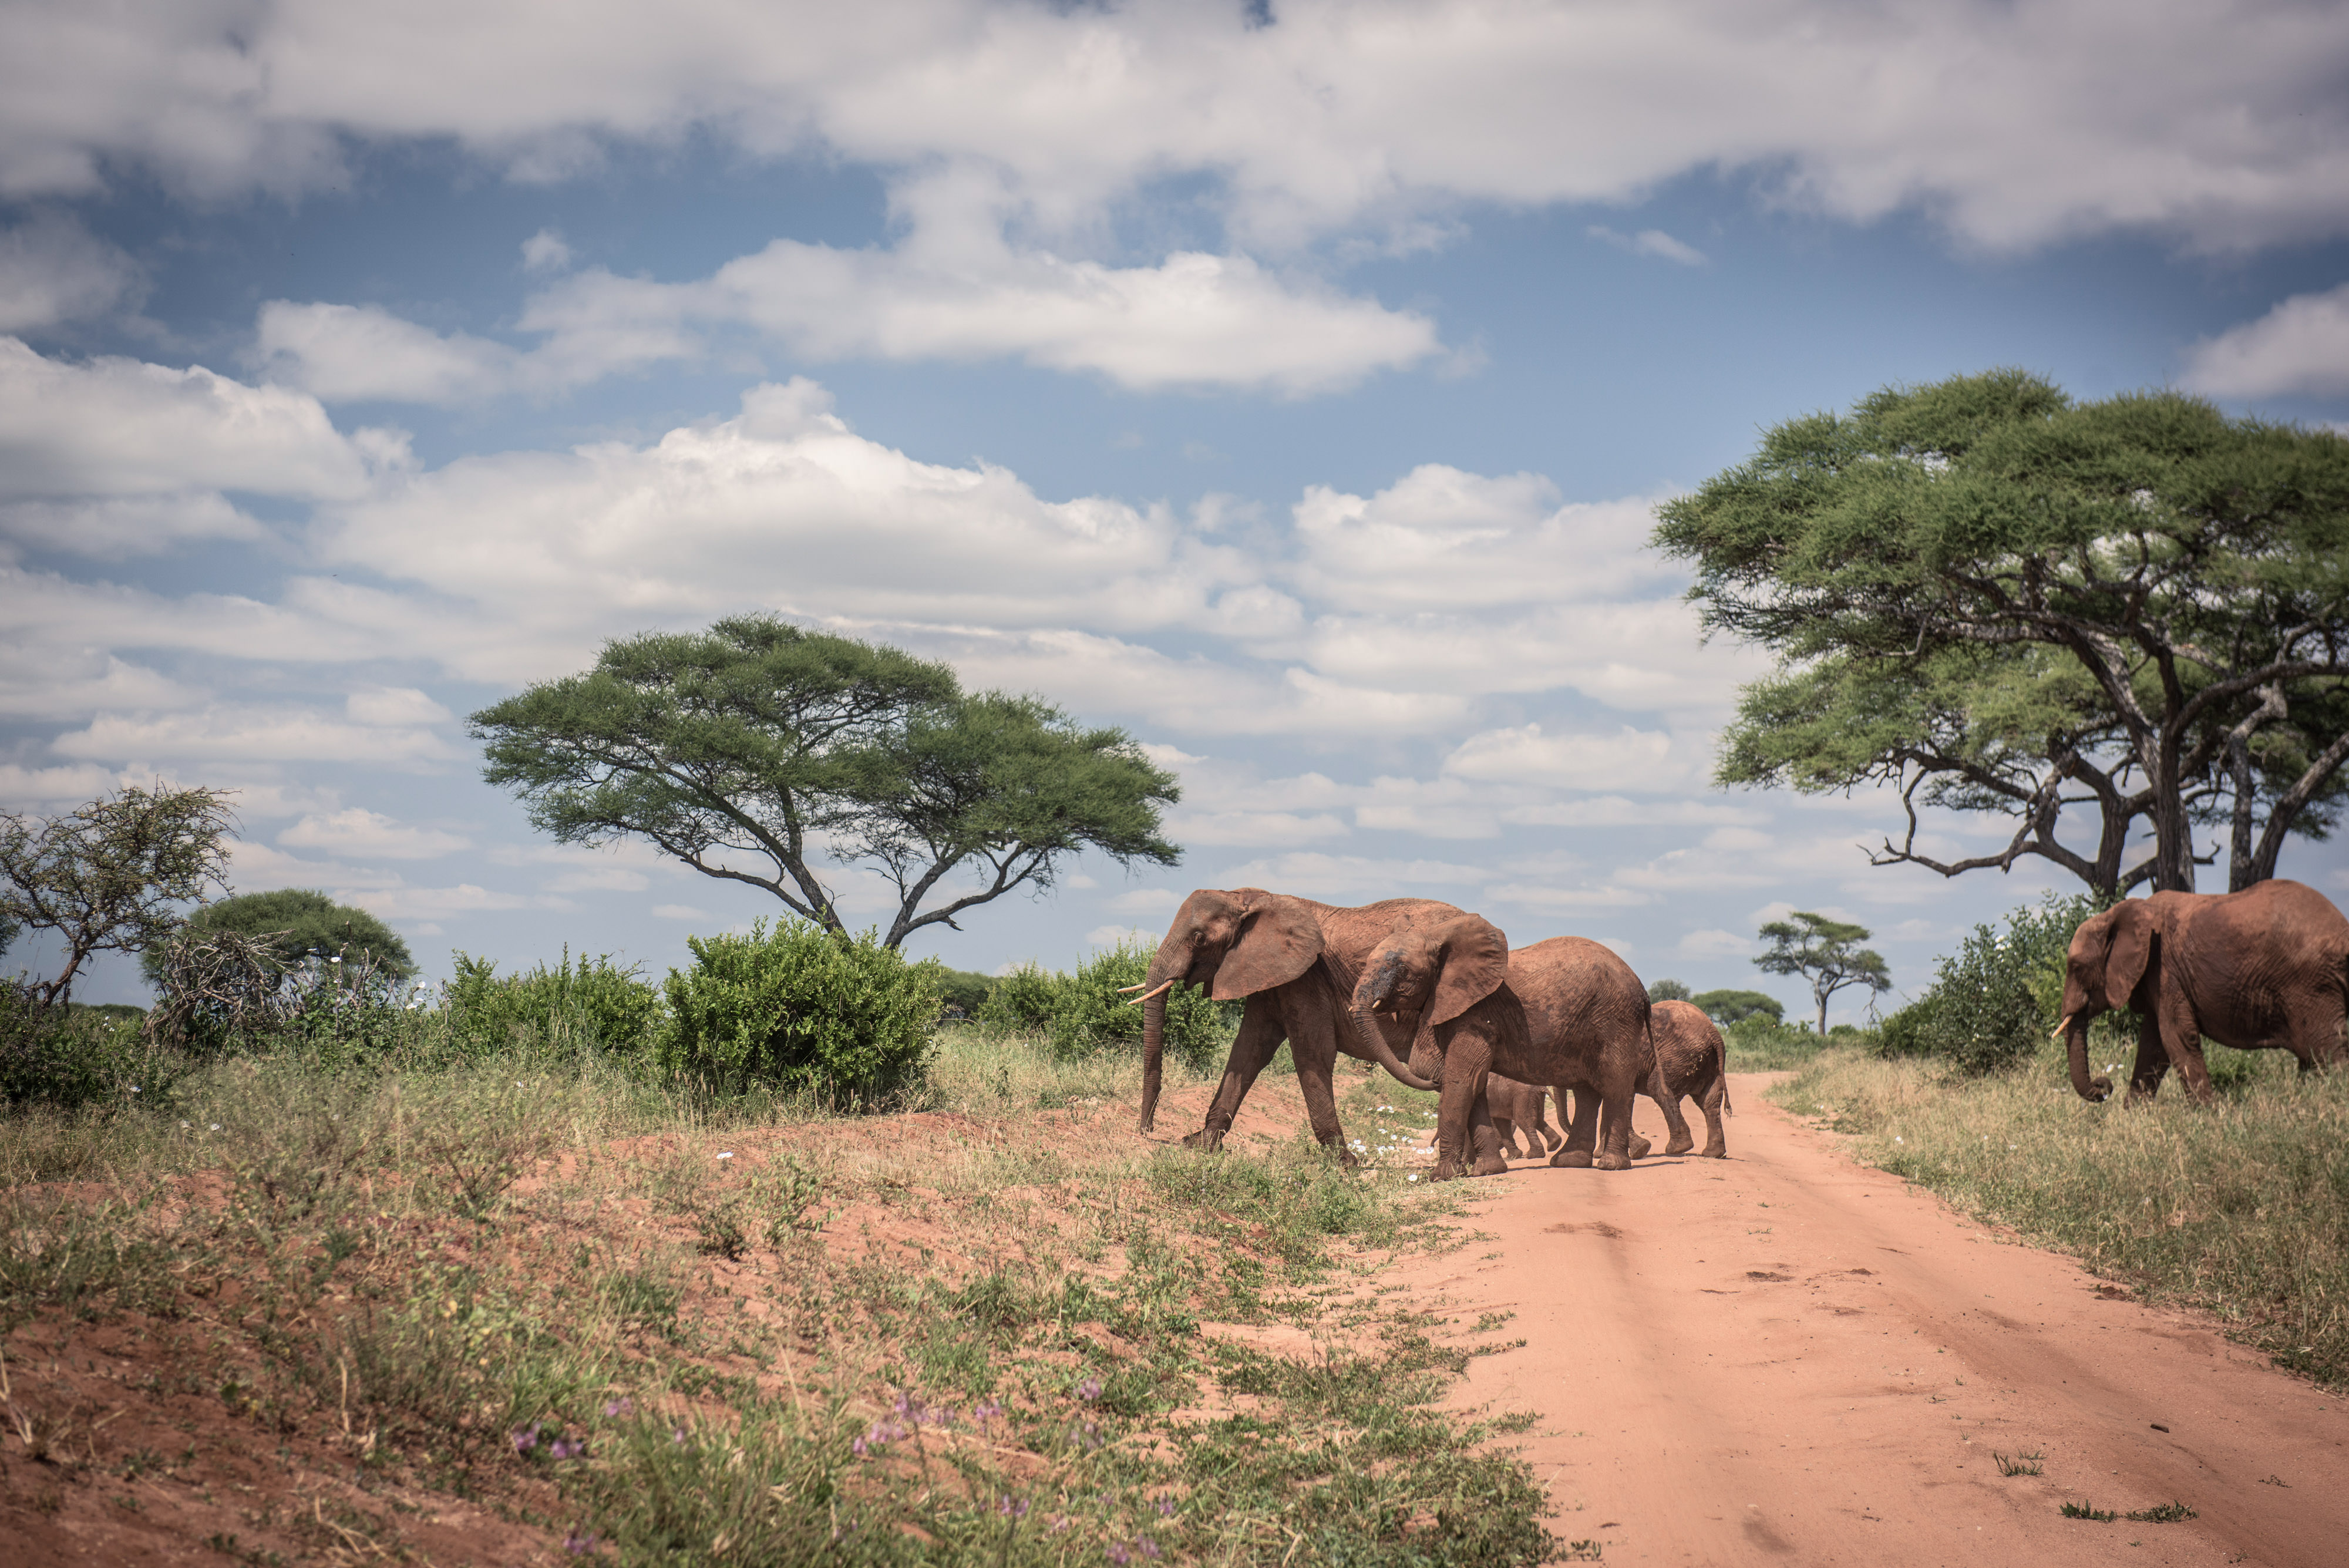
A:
1646 1061 1697 1156
1697 1074 1728 1159
1433 1055 1506 1182
1593 1062 1640 1171
1186 1004 1284 1152
2124 1012 2169 1104
1288 1002 1361 1167
1491 1115 1525 1159
1528 1089 1562 1153
2158 987 2214 1102
1469 1087 1506 1176
1553 1085 1598 1167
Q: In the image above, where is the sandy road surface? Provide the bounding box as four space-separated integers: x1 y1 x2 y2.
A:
1388 1074 2349 1567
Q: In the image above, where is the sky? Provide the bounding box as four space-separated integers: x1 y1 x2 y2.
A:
5 0 2349 1021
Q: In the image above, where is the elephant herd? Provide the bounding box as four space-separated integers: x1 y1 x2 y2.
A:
1126 888 1729 1180
1126 879 2349 1180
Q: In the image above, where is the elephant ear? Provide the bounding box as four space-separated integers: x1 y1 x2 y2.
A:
1210 891 1325 1000
1427 914 1509 1027
2104 900 2156 1011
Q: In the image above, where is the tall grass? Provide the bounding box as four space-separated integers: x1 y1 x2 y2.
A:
1779 1041 2349 1384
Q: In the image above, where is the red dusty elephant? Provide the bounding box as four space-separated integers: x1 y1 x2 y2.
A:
1132 888 1453 1161
2056 878 2349 1103
1354 913 1657 1179
1488 1074 1560 1160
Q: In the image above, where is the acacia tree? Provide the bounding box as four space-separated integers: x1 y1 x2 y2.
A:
470 617 1182 948
1654 371 2349 894
0 785 237 1005
1754 913 1890 1034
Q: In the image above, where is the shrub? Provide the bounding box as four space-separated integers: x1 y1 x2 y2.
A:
1646 977 1691 1002
0 981 181 1111
142 888 415 984
655 921 938 1105
447 948 662 1058
974 941 1234 1072
1693 988 1784 1026
930 966 995 1019
1877 893 2103 1075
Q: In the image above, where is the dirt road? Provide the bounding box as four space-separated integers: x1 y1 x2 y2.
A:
1387 1074 2349 1567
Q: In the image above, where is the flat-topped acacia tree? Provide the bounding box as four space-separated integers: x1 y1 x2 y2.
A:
469 617 1182 950
1654 371 2349 895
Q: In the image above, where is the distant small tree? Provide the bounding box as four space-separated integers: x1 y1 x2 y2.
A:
140 888 414 986
0 785 235 1005
1691 988 1785 1027
1754 912 1890 1035
1646 977 1692 1002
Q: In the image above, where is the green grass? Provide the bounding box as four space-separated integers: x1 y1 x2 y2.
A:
1778 1038 2349 1385
1 1024 1561 1564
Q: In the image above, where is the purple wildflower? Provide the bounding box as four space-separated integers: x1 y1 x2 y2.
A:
1138 1539 1161 1560
548 1437 585 1461
997 1495 1030 1519
511 1424 541 1454
672 1427 689 1445
1156 1494 1176 1517
1076 1377 1103 1403
603 1397 633 1418
1050 1515 1072 1535
1107 1545 1132 1566
563 1529 598 1556
851 1436 868 1458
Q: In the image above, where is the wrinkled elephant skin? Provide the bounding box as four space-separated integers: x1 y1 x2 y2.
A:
2058 879 2349 1104
1137 889 1460 1162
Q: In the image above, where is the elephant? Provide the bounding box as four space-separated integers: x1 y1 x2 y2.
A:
2055 878 2349 1103
1355 913 1657 1179
1564 999 1731 1158
1133 888 1455 1162
1488 1074 1560 1160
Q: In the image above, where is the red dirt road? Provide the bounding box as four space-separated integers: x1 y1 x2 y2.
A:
1395 1074 2349 1567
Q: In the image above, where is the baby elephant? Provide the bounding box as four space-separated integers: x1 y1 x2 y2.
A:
1488 1074 1560 1159
1649 1000 1732 1158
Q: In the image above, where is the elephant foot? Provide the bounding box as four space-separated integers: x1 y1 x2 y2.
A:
1181 1127 1227 1153
1328 1140 1362 1169
1663 1135 1695 1157
1596 1150 1632 1172
1629 1134 1653 1160
1429 1161 1460 1182
1549 1149 1593 1169
1699 1144 1728 1159
1473 1153 1509 1176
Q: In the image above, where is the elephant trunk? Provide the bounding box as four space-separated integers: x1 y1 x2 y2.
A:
2061 1011 2112 1103
1343 968 1440 1092
1138 984 1169 1132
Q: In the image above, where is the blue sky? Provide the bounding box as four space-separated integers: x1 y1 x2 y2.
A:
5 0 2348 1018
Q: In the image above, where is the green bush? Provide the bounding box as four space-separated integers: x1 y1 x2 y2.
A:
0 982 181 1111
655 921 938 1105
977 941 1234 1072
140 888 415 984
447 948 662 1058
1877 893 2102 1075
1693 988 1784 1025
930 966 995 1019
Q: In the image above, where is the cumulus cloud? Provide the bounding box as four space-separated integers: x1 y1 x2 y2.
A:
0 492 265 557
278 807 470 860
1442 723 1701 794
51 704 460 768
3 2 2343 257
0 213 142 331
2179 282 2349 398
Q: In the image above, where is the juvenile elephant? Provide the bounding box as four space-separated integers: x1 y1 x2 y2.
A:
1356 914 1657 1179
1134 888 1453 1161
1488 1074 1560 1159
1644 1000 1732 1158
2055 879 2349 1103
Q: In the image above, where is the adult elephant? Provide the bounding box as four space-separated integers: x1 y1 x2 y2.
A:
1132 889 1454 1160
1566 999 1730 1158
1355 913 1657 1179
2055 879 2349 1103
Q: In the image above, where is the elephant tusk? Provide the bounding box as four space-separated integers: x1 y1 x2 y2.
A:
2050 1014 2074 1041
1123 980 1175 1007
1115 982 1148 992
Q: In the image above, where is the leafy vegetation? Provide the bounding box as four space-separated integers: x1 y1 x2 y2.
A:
1691 988 1783 1025
1755 911 1890 1034
1655 370 2349 896
656 920 941 1105
140 887 414 984
1876 893 2114 1075
977 940 1237 1073
469 616 1182 948
446 947 662 1057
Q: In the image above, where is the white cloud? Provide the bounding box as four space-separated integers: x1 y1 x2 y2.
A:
1083 924 1159 950
1442 723 1697 794
0 337 392 501
0 213 142 331
2179 281 2349 398
226 837 407 893
1586 226 1706 265
1675 928 1753 959
278 807 469 860
544 867 652 893
0 492 265 557
1217 850 1489 899
345 687 453 726
1167 809 1351 847
348 883 564 920
51 705 460 768
5 2 2342 257
651 904 709 920
520 228 571 273
0 644 196 721
254 302 529 404
0 761 127 809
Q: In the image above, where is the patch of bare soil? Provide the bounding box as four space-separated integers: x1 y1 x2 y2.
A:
1394 1074 2349 1566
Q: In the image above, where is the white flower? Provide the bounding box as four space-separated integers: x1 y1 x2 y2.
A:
716 1152 735 1160
1407 1174 1419 1182
210 1123 220 1131
329 955 342 964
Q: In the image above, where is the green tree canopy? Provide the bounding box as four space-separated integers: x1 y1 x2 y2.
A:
140 888 415 986
1645 977 1691 1002
1690 988 1784 1026
470 617 1183 949
1654 371 2349 894
1754 912 1890 1034
1 785 235 1005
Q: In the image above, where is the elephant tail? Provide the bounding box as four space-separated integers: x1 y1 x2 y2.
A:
1717 1026 1734 1116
